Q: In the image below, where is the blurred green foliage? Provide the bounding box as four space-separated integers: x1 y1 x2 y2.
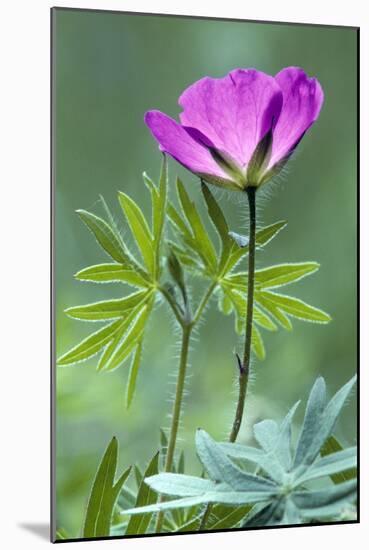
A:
53 9 357 536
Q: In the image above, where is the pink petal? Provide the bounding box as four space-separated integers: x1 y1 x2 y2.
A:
268 67 324 168
178 69 283 168
145 110 237 188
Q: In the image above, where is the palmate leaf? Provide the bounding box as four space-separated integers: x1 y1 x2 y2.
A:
124 376 356 526
168 183 330 360
59 159 169 407
58 318 124 366
83 437 131 538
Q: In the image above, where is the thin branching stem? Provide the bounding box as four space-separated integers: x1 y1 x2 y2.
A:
229 186 256 443
159 285 185 327
191 280 218 327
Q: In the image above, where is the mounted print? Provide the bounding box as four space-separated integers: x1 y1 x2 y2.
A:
51 7 359 543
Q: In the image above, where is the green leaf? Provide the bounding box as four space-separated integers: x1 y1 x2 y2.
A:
97 318 131 371
255 292 293 330
101 304 152 372
177 451 185 474
65 290 148 321
255 220 287 248
176 179 217 272
201 183 231 269
320 436 357 484
144 157 168 270
253 306 277 331
126 342 142 409
118 192 154 273
125 452 160 535
58 319 124 366
167 249 186 299
83 437 131 538
208 504 252 530
221 221 287 276
255 262 319 289
77 209 128 264
251 325 265 360
99 195 122 242
75 263 149 288
256 291 331 323
134 465 144 489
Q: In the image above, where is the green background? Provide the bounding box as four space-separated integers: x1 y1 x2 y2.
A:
53 9 357 536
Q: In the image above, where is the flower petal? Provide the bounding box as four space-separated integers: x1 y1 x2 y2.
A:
178 69 283 167
145 110 238 189
268 67 324 167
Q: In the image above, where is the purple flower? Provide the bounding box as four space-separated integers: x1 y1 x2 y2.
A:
145 67 324 190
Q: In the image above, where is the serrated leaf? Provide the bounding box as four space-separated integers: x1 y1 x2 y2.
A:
201 183 231 269
218 290 233 315
257 291 331 323
97 317 131 371
320 436 357 484
125 452 160 535
118 192 154 274
144 157 168 272
255 220 287 247
65 290 148 321
83 437 131 538
58 319 124 366
253 306 277 331
77 210 128 264
256 263 319 289
126 342 142 409
101 304 152 372
255 293 293 330
176 179 217 272
75 263 149 288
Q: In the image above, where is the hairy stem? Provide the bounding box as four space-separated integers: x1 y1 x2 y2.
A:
159 285 186 327
199 188 257 532
191 280 217 327
229 186 256 443
155 324 192 532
